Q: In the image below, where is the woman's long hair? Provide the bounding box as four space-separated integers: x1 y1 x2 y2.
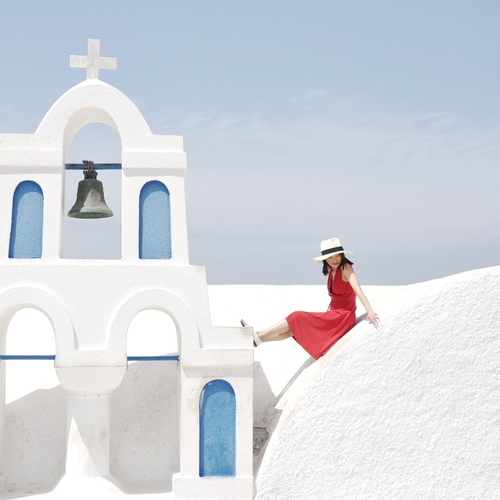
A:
322 253 354 276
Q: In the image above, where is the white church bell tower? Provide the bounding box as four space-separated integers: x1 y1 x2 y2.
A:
0 39 254 499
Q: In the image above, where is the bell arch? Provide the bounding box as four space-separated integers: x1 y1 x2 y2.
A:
62 106 121 158
34 82 160 157
1 79 187 263
63 122 122 260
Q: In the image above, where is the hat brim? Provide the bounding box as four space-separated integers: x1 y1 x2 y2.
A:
313 250 353 263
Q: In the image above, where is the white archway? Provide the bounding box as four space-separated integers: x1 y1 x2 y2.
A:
2 308 65 491
127 309 178 357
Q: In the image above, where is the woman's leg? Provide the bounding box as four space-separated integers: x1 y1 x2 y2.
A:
257 319 293 343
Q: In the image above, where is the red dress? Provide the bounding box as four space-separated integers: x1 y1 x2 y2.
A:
286 266 357 359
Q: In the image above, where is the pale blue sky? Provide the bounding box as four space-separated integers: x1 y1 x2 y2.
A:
1 1 499 285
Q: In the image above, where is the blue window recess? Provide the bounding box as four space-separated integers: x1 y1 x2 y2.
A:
139 181 172 259
9 181 44 259
199 380 236 477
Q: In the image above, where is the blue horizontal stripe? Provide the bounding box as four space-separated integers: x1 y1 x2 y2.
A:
127 355 179 361
0 354 179 361
0 355 55 360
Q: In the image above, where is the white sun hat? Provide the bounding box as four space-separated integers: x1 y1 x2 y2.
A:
313 237 353 262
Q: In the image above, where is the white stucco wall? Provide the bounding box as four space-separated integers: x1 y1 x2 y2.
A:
4 265 499 498
0 66 254 499
250 266 500 500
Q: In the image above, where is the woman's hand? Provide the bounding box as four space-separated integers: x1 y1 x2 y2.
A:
367 311 379 323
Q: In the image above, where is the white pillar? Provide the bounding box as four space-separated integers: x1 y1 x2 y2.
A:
54 366 126 496
65 396 111 478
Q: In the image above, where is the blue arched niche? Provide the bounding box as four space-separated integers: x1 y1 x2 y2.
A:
199 380 236 477
9 181 44 259
139 181 172 259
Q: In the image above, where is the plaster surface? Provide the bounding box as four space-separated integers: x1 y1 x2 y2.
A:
249 266 500 500
4 265 499 498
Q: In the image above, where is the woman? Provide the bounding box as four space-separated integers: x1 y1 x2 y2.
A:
242 237 378 360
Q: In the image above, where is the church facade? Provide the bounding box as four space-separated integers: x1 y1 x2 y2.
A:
0 39 254 499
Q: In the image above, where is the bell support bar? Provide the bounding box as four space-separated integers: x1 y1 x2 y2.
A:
65 163 122 170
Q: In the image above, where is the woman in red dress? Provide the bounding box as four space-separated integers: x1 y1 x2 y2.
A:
242 237 378 360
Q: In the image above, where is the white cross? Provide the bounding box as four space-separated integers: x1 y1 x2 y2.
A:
70 39 117 80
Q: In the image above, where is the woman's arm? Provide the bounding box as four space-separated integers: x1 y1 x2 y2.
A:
343 265 379 323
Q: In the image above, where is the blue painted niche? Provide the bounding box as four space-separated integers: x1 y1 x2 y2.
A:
199 380 236 477
139 181 172 259
9 181 44 259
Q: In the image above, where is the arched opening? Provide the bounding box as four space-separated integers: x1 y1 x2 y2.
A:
63 123 122 259
2 308 65 490
110 310 179 490
9 181 43 259
199 380 236 477
139 181 172 259
126 310 178 357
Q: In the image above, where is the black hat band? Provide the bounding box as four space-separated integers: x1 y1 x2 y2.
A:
321 246 344 256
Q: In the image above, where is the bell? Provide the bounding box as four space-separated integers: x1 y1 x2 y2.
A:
67 161 114 219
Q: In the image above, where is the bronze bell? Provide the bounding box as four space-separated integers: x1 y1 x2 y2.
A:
68 161 114 219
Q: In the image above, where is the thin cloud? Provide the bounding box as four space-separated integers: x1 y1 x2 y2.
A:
151 90 500 283
4 86 498 283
